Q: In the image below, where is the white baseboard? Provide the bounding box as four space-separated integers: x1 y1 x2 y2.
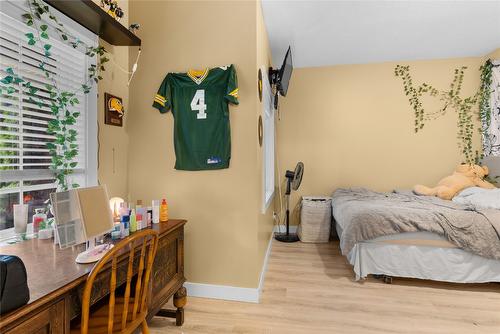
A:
185 225 280 303
184 282 260 303
257 226 275 299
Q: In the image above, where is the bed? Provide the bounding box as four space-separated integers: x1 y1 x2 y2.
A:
332 188 500 283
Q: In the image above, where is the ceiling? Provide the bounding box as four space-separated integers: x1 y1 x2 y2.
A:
261 1 500 68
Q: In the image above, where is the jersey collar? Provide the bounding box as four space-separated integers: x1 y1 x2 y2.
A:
187 68 210 85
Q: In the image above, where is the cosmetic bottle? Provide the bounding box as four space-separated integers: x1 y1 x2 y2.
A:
160 199 168 222
152 200 160 224
147 207 153 227
121 214 130 238
130 209 137 233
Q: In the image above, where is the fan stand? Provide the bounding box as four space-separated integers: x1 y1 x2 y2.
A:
275 170 300 243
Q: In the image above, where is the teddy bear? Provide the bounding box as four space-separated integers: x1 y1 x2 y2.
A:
414 164 496 200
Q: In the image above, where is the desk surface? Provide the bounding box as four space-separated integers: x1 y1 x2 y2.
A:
0 220 186 311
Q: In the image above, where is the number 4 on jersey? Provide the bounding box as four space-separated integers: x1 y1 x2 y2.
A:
191 89 207 119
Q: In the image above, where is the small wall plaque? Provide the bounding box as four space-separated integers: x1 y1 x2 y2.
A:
104 93 124 127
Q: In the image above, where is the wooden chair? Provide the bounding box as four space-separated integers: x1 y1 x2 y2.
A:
71 229 159 334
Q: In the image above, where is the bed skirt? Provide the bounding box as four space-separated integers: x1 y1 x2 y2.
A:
337 224 500 283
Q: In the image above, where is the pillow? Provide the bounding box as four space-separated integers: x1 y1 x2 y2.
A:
453 187 500 210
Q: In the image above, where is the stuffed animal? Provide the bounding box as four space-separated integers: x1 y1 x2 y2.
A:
414 164 496 200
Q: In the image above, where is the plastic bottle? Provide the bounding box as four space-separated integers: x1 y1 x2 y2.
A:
152 200 160 224
160 199 168 222
120 214 130 238
33 208 47 236
130 209 137 233
147 207 153 227
136 209 143 230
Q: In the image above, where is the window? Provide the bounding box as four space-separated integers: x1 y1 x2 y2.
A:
0 1 97 235
261 68 275 212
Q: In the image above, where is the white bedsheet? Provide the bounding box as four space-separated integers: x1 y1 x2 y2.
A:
453 186 500 209
336 224 500 283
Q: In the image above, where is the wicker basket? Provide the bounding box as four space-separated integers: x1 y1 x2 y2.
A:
297 196 332 243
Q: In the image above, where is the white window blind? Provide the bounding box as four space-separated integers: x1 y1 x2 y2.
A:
0 1 98 233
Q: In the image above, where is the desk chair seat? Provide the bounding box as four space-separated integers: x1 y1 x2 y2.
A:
71 230 159 334
71 297 147 334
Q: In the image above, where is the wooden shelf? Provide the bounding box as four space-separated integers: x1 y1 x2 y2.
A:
44 0 141 46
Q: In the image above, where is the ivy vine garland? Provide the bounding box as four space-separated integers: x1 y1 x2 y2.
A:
394 61 493 165
0 0 108 190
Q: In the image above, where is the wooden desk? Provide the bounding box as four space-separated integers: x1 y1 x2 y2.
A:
0 219 187 334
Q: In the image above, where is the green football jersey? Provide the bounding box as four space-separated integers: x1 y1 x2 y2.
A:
153 64 239 171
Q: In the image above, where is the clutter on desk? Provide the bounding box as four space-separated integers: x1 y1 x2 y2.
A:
113 198 169 240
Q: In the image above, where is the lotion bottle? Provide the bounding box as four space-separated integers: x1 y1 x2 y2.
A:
160 199 168 222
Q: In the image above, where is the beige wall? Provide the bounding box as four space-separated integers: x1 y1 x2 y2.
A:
96 0 130 200
277 57 485 223
488 48 500 59
128 0 272 288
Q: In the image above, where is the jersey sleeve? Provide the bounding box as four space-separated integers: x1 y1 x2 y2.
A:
152 74 172 113
225 64 239 105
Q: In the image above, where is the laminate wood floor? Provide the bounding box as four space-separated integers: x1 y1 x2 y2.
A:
149 240 500 334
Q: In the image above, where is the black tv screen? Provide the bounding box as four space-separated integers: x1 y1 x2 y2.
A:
278 46 293 97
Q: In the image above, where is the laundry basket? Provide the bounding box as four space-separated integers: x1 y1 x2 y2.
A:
297 196 332 243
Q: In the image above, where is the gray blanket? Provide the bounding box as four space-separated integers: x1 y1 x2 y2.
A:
332 188 500 260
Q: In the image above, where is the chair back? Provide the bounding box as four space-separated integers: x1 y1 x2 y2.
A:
80 229 159 334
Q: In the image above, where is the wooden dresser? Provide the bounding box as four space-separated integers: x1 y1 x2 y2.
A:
0 219 187 334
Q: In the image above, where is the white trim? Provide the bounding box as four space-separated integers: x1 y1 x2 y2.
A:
85 48 98 187
261 67 275 213
184 282 260 303
257 225 274 299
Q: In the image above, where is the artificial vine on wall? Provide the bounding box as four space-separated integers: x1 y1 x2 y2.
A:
0 0 108 190
394 62 493 165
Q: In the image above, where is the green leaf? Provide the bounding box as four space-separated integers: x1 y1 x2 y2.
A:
43 44 52 51
1 76 13 84
71 183 79 189
40 24 48 31
69 162 77 168
28 39 36 46
6 67 14 75
7 87 15 94
25 32 34 39
22 13 32 20
41 31 49 39
61 34 68 41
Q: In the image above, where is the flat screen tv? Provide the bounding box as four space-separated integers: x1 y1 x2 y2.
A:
277 46 293 97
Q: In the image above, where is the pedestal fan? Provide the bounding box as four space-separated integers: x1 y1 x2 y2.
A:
275 162 304 243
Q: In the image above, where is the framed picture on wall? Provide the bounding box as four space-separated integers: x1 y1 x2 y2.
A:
104 93 125 127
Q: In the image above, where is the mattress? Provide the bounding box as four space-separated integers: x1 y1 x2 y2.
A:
336 223 500 283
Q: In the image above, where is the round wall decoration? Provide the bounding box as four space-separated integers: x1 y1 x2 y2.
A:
258 69 263 102
258 115 263 147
